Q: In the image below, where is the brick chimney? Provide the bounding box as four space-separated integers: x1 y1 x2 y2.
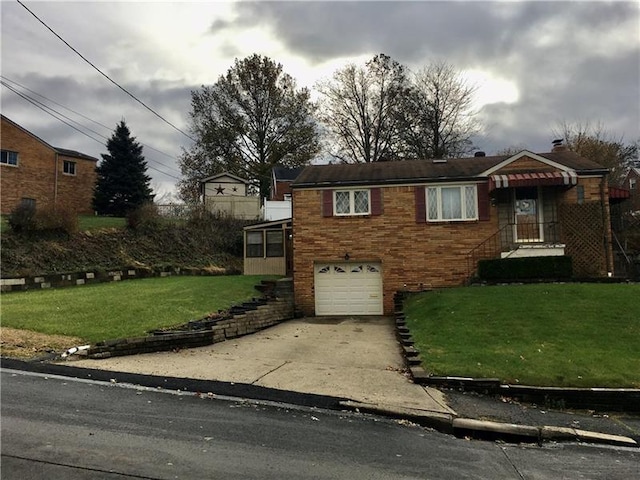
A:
552 138 567 152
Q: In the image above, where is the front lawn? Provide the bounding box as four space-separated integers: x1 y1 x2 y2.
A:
1 275 274 344
403 283 640 388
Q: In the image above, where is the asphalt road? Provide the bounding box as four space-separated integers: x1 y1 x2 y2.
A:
1 369 638 479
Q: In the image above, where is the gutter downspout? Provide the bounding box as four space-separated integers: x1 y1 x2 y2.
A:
54 152 59 209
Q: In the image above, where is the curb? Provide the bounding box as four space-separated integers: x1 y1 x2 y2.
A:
338 400 637 448
5 358 634 448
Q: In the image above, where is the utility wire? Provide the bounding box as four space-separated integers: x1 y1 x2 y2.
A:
2 82 182 181
16 0 196 143
1 75 113 132
1 75 184 166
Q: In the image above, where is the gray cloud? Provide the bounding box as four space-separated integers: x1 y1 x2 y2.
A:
2 1 638 194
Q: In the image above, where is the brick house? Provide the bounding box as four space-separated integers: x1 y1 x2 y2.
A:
1 115 98 214
290 147 613 316
621 167 640 212
270 166 304 201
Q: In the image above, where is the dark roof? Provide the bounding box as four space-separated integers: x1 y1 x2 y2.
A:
291 151 608 188
54 147 98 162
244 218 292 230
273 166 305 182
2 114 98 162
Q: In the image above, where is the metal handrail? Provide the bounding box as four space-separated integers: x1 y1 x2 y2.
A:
466 221 563 280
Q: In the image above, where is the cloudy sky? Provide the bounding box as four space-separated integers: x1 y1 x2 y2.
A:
2 1 638 198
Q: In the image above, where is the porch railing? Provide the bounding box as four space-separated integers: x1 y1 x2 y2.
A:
466 221 562 280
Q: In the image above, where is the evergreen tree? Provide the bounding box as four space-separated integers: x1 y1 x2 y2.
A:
93 120 154 215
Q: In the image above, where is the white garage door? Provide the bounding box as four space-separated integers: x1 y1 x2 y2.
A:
314 263 383 316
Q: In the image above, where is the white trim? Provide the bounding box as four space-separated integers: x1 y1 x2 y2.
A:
333 189 371 216
425 184 478 222
481 150 576 176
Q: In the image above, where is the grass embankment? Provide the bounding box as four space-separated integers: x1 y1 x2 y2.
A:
0 215 126 234
403 283 640 388
1 275 273 344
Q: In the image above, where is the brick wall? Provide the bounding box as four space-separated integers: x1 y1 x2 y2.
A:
1 117 97 214
293 174 613 316
292 186 499 315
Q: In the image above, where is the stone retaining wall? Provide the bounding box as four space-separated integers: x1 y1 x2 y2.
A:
85 278 294 359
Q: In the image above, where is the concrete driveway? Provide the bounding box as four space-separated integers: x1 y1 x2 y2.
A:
71 316 454 417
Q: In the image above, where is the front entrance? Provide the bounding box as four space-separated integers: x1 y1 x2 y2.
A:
514 187 542 242
314 263 383 315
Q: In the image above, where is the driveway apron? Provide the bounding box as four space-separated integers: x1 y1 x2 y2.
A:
71 316 454 416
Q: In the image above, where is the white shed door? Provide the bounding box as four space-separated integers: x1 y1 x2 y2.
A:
314 263 383 316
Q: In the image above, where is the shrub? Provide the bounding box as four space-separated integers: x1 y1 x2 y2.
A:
127 203 161 232
7 203 77 237
478 255 573 281
185 206 249 257
7 202 37 233
34 205 78 237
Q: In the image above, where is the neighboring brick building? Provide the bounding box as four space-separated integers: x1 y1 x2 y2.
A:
291 148 613 316
1 115 98 214
621 167 640 212
270 166 304 201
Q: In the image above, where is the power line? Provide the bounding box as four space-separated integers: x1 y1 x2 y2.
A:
16 0 196 143
1 75 113 132
1 75 184 165
2 82 183 181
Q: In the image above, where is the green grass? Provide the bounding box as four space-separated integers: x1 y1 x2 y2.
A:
0 215 126 233
1 275 275 343
403 283 640 388
78 215 126 231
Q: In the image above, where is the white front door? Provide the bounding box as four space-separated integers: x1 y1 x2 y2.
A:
314 263 383 315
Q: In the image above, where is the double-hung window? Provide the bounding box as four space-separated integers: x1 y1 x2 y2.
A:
266 231 284 257
426 184 478 221
334 189 370 216
63 160 76 175
1 150 18 166
247 230 285 258
246 231 264 257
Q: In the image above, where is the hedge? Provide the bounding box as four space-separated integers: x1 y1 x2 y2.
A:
478 255 573 281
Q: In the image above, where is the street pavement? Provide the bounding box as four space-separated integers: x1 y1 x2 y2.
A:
66 316 638 446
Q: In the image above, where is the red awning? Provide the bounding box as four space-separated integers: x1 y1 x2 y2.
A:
490 171 577 189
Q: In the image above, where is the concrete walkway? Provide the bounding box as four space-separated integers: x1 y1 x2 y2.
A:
71 316 454 418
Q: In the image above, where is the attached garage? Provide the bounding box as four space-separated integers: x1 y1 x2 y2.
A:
314 263 383 315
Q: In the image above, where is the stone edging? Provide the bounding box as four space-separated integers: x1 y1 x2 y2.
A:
0 266 236 293
393 290 640 413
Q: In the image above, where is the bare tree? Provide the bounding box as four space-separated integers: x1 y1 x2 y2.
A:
402 62 478 159
554 121 638 185
178 54 320 201
316 54 411 163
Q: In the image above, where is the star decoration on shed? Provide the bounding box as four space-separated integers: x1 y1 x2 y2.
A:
215 185 225 195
